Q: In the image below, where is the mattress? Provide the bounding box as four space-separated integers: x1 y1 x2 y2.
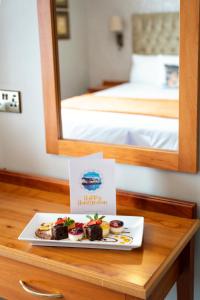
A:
61 83 179 150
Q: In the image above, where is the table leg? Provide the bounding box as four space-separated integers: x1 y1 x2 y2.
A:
177 239 195 300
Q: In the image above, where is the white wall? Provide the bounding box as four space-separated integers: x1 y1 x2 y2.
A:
86 0 179 86
0 122 4 168
0 1 199 299
0 146 4 168
58 0 89 99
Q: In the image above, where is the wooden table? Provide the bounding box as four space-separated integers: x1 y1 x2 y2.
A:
0 180 199 300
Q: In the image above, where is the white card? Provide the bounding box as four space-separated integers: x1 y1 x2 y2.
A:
69 157 116 215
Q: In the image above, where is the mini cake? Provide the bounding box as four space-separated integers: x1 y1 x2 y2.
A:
86 224 103 241
68 227 84 241
35 222 53 240
52 224 68 240
100 221 110 237
110 220 124 234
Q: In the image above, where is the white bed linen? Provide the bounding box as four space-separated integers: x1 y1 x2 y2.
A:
61 83 179 150
95 82 179 100
61 109 178 150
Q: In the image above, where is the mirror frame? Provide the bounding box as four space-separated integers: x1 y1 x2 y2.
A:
38 0 199 173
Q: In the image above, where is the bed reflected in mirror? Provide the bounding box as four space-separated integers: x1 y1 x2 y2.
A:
55 0 180 151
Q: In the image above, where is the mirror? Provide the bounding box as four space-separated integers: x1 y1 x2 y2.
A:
38 0 199 172
56 0 180 151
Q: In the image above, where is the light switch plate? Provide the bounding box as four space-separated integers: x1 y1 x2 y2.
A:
0 90 21 113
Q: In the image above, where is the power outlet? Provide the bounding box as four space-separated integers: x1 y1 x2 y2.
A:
0 90 21 113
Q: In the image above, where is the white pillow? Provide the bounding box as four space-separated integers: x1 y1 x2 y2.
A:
129 54 179 86
159 55 179 67
129 54 165 86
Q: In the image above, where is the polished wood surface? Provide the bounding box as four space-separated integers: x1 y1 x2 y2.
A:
38 0 199 173
38 0 61 153
177 239 195 300
0 182 199 299
0 169 69 194
0 169 197 219
58 139 179 171
0 256 124 300
179 0 200 172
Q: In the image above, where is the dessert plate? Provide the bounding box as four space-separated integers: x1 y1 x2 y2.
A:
18 213 144 251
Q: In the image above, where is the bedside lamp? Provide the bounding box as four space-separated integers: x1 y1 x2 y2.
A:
110 16 124 49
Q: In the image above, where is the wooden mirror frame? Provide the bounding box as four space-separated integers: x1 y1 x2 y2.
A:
38 0 199 173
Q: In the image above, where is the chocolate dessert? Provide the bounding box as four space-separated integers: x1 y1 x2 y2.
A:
52 224 68 240
86 224 103 241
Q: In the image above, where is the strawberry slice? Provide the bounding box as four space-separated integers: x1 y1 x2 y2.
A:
75 222 84 228
86 214 105 226
87 220 97 226
95 219 102 225
55 218 64 225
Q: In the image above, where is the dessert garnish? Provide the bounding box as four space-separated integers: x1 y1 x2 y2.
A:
55 218 64 225
38 222 53 231
55 217 75 230
110 220 124 234
85 213 105 226
75 222 84 229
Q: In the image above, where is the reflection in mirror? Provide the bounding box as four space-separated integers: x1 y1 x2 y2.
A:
56 0 180 151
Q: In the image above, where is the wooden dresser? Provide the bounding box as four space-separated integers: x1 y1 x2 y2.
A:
0 171 199 300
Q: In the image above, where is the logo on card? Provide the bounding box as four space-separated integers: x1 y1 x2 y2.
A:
81 171 102 191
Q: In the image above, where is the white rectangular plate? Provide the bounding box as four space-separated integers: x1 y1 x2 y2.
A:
18 213 144 251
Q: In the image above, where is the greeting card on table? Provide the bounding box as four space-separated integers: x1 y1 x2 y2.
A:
69 156 116 215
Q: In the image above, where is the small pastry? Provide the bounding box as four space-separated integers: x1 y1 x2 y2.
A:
100 221 110 237
86 224 103 241
35 222 53 240
110 220 124 234
52 224 68 240
68 227 84 241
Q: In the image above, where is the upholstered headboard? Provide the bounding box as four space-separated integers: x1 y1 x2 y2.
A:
132 12 179 55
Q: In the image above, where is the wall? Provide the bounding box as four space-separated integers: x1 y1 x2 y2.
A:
0 121 3 168
86 0 179 86
58 0 179 90
58 0 89 99
0 145 4 168
0 1 199 299
0 0 68 177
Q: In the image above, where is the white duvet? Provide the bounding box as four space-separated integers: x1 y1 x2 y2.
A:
61 83 179 151
96 82 179 100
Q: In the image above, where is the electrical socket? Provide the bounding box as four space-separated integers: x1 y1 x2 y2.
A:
0 90 21 113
